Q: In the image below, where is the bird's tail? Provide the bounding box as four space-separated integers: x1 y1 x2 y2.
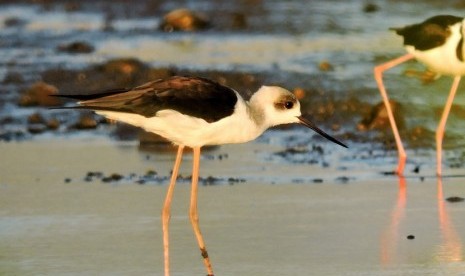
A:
50 88 130 101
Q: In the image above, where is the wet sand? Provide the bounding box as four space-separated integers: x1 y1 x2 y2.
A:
1 140 465 275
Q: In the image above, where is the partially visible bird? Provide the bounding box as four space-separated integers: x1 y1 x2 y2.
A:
374 15 465 176
55 76 347 276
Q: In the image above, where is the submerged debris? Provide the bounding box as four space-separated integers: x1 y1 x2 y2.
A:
445 196 465 203
18 82 61 107
358 100 404 131
57 41 95 54
101 173 124 183
73 114 99 130
159 9 210 32
362 3 379 13
73 170 245 186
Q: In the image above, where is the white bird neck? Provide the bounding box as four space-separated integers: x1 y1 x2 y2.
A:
246 98 267 128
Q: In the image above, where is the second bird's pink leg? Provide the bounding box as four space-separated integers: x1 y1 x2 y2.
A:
374 53 415 175
436 76 461 176
190 147 214 276
162 145 184 276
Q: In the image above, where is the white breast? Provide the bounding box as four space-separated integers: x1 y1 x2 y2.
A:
97 95 266 148
407 23 465 76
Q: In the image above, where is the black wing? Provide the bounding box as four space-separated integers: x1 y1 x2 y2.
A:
391 15 463 51
59 76 238 123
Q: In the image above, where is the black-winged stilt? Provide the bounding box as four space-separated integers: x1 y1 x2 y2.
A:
374 15 465 176
56 76 347 276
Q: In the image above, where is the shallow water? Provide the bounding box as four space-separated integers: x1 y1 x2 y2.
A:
2 1 465 143
1 140 465 275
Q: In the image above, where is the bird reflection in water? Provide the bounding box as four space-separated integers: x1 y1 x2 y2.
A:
435 177 462 263
380 177 462 266
380 177 407 265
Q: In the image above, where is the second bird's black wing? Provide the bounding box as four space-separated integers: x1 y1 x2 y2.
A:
65 76 239 123
391 15 463 51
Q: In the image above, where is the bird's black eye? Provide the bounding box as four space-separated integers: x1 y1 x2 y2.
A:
284 101 294 109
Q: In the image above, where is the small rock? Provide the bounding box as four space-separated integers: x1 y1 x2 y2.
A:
100 58 147 76
87 171 103 178
27 113 46 124
0 116 15 124
57 41 94 54
318 60 334 71
363 3 379 13
159 8 210 32
335 176 351 184
74 114 98 129
446 196 464 203
145 170 158 177
3 16 27 28
110 173 124 181
202 176 219 185
27 124 47 134
101 173 123 183
46 118 60 130
18 81 61 107
358 100 404 131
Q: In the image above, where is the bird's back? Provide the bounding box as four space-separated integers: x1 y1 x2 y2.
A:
392 15 465 76
392 15 463 51
67 76 239 123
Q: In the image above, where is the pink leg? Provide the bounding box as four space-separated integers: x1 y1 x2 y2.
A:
189 147 214 276
436 76 461 176
162 145 184 276
374 53 415 175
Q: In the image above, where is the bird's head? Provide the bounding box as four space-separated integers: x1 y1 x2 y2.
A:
250 86 347 148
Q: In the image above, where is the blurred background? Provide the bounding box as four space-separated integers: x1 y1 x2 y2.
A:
1 0 465 169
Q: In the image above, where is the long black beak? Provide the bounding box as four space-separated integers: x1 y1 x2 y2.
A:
298 116 348 148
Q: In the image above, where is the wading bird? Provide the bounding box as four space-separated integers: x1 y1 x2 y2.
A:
374 15 465 176
56 76 347 276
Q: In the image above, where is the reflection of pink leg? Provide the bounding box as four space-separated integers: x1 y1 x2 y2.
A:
436 76 461 176
437 178 462 262
162 146 184 276
189 147 214 276
374 54 414 175
380 176 407 265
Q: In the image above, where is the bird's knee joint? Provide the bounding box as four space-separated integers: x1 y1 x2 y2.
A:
200 247 209 259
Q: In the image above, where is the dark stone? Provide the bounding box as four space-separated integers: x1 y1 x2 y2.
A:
74 114 98 129
27 113 46 125
57 41 95 54
358 100 404 131
363 3 379 13
27 124 47 134
446 196 464 203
